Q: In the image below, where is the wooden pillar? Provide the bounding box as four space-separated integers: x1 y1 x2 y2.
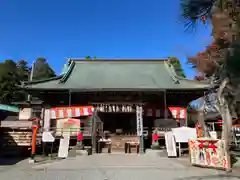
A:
68 90 71 106
29 117 39 163
164 91 167 120
31 127 37 159
43 109 50 131
91 108 97 153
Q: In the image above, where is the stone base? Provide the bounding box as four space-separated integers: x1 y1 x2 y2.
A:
76 144 84 150
28 159 35 164
145 149 167 157
151 144 161 150
76 150 89 156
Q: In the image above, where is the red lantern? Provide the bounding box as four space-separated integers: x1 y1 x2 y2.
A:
217 120 222 127
77 132 83 141
152 134 158 141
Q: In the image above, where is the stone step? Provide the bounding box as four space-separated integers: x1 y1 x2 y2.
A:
68 147 90 157
145 149 168 157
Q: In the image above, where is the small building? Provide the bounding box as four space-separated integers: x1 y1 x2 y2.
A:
0 102 42 156
23 59 209 152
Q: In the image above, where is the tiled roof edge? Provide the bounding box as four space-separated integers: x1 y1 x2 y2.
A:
164 60 209 86
164 61 179 83
59 60 75 84
22 75 63 86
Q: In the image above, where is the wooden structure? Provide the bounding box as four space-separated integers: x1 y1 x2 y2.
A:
43 105 94 137
23 59 209 152
189 138 230 170
0 102 42 156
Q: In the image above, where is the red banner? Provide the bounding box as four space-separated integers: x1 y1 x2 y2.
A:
168 107 187 120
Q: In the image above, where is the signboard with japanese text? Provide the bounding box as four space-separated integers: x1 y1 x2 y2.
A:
56 118 81 136
189 138 231 171
136 105 143 136
95 104 134 113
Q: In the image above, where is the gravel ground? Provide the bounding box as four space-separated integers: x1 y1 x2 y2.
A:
0 154 240 180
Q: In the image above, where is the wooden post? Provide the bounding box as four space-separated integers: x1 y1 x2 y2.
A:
178 142 181 157
164 91 167 120
68 90 71 106
29 117 39 163
91 108 97 154
31 127 37 159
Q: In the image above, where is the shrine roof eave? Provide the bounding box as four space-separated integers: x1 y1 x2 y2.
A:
23 86 208 92
22 59 210 92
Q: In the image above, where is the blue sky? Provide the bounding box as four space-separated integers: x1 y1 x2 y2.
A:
0 0 212 78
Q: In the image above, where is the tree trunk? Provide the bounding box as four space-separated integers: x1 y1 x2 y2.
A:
217 78 232 172
197 110 210 137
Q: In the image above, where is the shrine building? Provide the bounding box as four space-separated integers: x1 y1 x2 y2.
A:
23 58 209 152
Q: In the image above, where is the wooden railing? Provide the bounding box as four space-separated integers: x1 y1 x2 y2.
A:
41 126 173 139
44 127 93 137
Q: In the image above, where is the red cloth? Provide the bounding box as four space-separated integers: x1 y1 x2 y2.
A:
77 133 83 141
152 134 158 141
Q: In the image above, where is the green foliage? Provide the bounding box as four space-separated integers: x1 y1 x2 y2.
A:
0 60 27 103
0 58 56 103
17 60 30 81
85 56 96 60
32 57 56 80
225 40 240 77
180 0 215 30
85 56 91 60
168 57 186 78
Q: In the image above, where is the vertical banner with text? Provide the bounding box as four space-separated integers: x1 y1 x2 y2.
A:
136 105 143 136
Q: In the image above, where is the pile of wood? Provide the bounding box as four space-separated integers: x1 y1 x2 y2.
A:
2 128 41 147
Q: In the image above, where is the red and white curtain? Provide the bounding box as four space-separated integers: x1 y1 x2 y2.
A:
49 106 94 119
144 106 187 120
43 106 94 130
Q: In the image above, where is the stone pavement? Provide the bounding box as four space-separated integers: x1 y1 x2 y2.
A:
1 154 240 180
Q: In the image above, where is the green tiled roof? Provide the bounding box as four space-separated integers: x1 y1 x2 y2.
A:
23 59 209 91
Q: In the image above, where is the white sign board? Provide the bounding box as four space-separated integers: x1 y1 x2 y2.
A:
172 127 196 143
42 131 55 142
209 131 217 139
19 108 32 120
58 133 70 158
165 131 177 157
136 106 143 136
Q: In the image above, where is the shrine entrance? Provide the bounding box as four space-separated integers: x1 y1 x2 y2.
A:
94 103 143 153
99 113 136 136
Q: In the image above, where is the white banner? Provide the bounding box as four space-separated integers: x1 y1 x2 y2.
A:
164 131 177 157
136 106 143 136
58 133 70 158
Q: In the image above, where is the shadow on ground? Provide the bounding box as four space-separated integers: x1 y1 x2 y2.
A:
34 154 63 165
0 157 28 166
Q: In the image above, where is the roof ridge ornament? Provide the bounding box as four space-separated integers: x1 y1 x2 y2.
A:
164 61 179 83
59 59 75 84
60 59 72 75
